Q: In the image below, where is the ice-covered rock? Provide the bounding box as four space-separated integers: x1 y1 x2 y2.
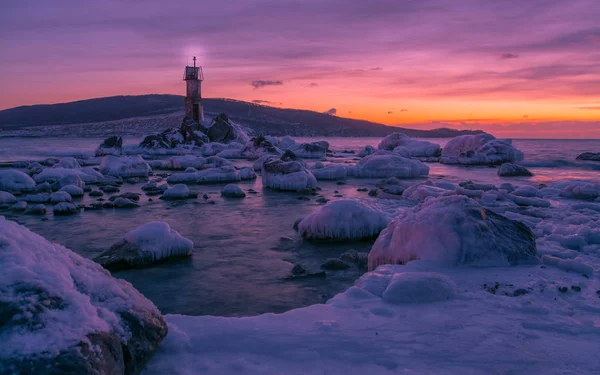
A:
94 221 194 270
242 137 283 159
290 142 328 159
53 202 78 215
23 193 51 203
95 135 123 156
368 195 538 270
25 204 46 215
50 191 72 203
351 150 429 178
161 184 195 200
0 191 17 205
99 155 151 178
575 152 600 162
382 272 457 303
0 217 167 374
221 184 246 198
378 132 441 157
497 163 533 177
59 184 84 197
204 156 232 168
320 258 351 270
402 182 449 201
238 167 256 180
112 197 140 208
205 113 249 144
310 164 347 180
11 201 28 211
358 145 376 157
441 133 524 165
512 185 538 197
0 169 36 193
52 157 81 169
297 199 391 240
167 166 241 184
51 174 85 190
35 167 105 185
140 122 208 150
161 156 207 170
552 180 600 201
261 158 317 191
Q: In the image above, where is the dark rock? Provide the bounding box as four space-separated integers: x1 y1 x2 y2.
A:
336 181 346 185
95 136 123 156
53 202 79 216
498 163 533 177
557 286 568 293
357 188 368 192
368 188 378 197
25 204 46 215
297 196 310 201
316 197 329 204
321 258 351 270
576 152 600 162
100 185 120 193
293 218 302 231
571 285 581 292
109 192 141 202
206 113 236 143
280 150 297 161
291 264 306 275
513 289 529 297
89 190 104 197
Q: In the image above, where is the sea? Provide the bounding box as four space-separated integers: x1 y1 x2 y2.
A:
1 136 599 317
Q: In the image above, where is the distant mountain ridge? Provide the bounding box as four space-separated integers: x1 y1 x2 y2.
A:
0 94 483 138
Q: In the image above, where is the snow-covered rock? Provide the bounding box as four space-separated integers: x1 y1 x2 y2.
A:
0 191 17 205
552 180 600 200
53 202 78 215
0 217 167 374
95 135 123 156
99 155 151 178
382 272 457 303
310 164 347 180
161 184 195 200
52 157 81 169
11 201 27 211
112 197 140 208
378 132 441 157
290 142 328 159
358 145 376 157
167 166 241 184
0 169 36 193
512 185 538 197
161 156 207 170
59 184 84 197
350 150 429 178
94 221 193 270
402 182 450 201
25 204 47 215
368 195 538 270
51 174 85 190
50 191 72 203
261 158 317 191
238 167 256 180
242 137 283 159
22 193 51 203
441 133 524 165
34 167 105 184
221 184 246 198
497 163 533 177
297 199 391 240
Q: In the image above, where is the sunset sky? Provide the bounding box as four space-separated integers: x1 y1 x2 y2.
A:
1 0 599 137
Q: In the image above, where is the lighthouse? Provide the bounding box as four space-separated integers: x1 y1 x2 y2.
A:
183 56 204 122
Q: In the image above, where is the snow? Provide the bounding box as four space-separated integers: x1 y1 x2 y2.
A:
161 155 207 170
541 255 595 275
238 167 256 180
368 195 538 270
310 164 347 180
350 150 429 178
58 184 84 197
441 133 525 165
551 180 600 200
99 155 151 177
297 199 402 240
0 217 163 361
34 167 105 184
161 184 194 200
261 159 318 191
0 191 17 205
52 157 81 169
0 169 36 192
378 132 441 157
49 191 72 203
167 166 241 184
221 184 246 198
513 185 538 197
381 272 457 303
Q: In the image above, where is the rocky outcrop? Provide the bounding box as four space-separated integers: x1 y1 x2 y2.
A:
0 217 167 375
576 152 600 162
95 136 123 156
497 163 533 177
261 158 317 191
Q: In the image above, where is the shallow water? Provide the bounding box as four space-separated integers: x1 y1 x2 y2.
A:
1 136 600 317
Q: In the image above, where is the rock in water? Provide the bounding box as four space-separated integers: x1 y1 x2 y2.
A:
497 163 533 177
378 132 441 157
350 150 429 178
100 155 151 178
0 217 167 375
261 158 317 191
205 113 249 144
53 202 79 215
94 221 194 270
0 191 17 206
368 195 538 271
576 152 600 162
358 145 376 157
95 136 123 156
221 184 246 198
321 258 351 270
441 133 524 165
0 169 36 193
161 184 195 200
297 199 390 240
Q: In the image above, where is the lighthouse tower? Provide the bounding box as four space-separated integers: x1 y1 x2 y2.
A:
183 56 204 122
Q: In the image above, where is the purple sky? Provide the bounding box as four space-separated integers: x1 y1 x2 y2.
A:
1 0 599 136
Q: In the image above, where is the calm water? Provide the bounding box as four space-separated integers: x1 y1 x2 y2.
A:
1 136 600 317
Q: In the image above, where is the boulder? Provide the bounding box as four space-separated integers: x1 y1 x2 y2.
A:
100 156 151 178
368 195 538 270
95 136 123 156
261 158 317 191
497 163 533 177
53 202 79 215
94 221 193 271
441 133 524 165
575 152 600 162
0 217 167 375
350 150 429 178
221 184 246 198
378 132 441 157
161 184 196 200
358 145 376 157
321 258 351 270
206 113 249 144
0 169 36 193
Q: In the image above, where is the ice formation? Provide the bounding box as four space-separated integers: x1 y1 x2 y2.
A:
381 272 457 303
99 155 151 177
289 142 329 159
53 202 78 215
358 145 376 157
52 157 81 169
34 167 105 184
261 158 317 191
0 191 17 205
167 166 241 184
58 184 84 197
238 167 257 180
50 191 72 203
297 199 391 240
310 163 347 180
350 150 429 178
378 132 441 157
94 221 194 270
497 163 533 177
368 195 538 270
161 155 207 170
161 184 195 200
0 169 36 192
0 217 166 374
441 133 524 165
221 184 246 198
